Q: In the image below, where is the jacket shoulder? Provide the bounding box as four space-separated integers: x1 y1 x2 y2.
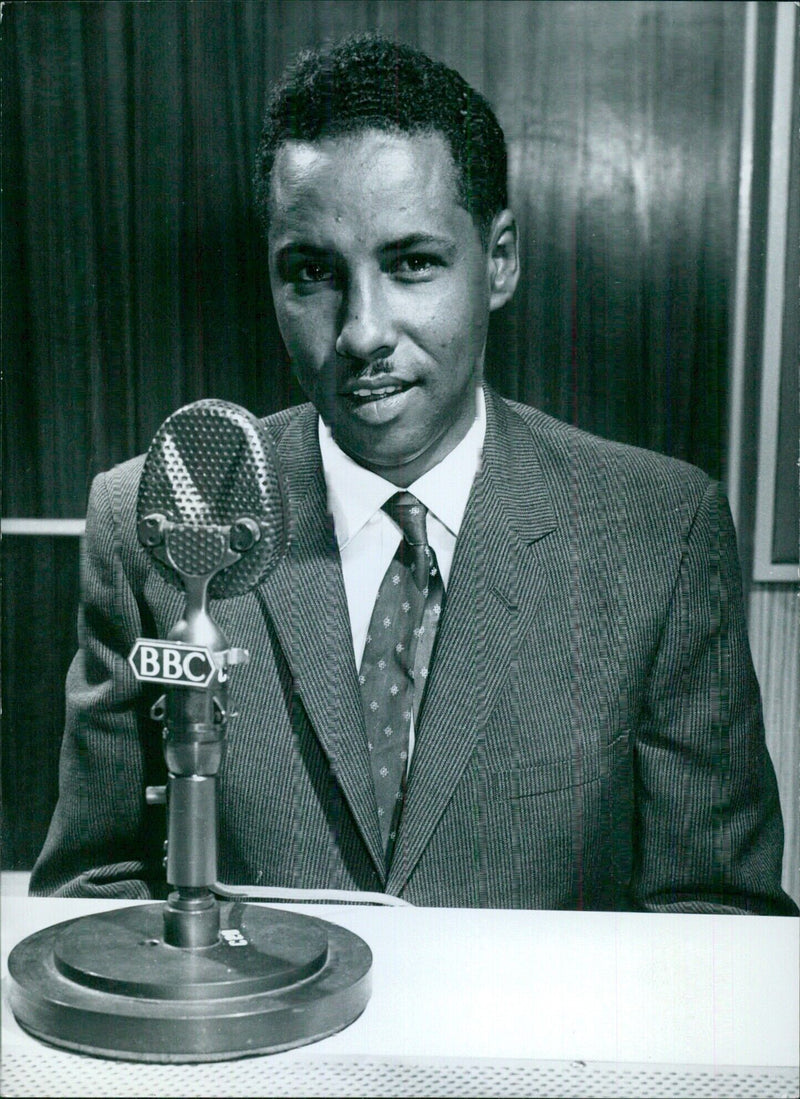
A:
259 402 314 438
502 397 713 506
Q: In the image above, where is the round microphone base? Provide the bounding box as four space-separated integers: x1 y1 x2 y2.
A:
8 901 372 1062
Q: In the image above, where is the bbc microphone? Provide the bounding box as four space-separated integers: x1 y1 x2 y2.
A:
8 399 372 1062
131 399 288 942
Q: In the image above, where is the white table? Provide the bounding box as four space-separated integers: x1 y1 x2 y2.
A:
2 896 798 1098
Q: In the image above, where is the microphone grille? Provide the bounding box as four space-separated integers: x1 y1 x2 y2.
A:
137 399 288 598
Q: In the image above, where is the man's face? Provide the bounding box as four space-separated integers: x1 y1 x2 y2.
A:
268 129 516 485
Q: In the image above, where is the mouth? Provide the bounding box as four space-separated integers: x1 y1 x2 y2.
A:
341 378 417 406
339 377 418 423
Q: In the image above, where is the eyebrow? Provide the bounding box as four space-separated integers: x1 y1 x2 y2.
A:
274 243 330 260
380 234 456 256
274 233 457 264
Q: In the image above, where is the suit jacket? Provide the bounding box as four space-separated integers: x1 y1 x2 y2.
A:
31 390 796 913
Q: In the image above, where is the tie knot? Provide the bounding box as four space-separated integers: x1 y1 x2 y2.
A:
384 492 428 547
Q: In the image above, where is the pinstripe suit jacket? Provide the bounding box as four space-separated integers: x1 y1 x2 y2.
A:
31 389 796 913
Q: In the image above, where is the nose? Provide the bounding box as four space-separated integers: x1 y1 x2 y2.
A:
335 273 396 364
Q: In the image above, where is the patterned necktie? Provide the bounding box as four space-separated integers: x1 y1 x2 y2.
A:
358 492 445 864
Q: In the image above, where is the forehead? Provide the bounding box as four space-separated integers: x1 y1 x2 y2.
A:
268 129 467 244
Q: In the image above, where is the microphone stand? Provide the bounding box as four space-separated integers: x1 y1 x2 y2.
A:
7 401 372 1062
140 516 245 951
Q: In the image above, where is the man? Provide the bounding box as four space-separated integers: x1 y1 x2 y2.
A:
31 35 796 913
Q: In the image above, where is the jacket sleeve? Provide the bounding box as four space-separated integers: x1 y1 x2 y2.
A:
29 469 168 898
632 479 797 915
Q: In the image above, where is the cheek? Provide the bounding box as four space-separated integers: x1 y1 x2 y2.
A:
424 309 480 365
418 277 487 346
276 296 336 360
412 296 465 354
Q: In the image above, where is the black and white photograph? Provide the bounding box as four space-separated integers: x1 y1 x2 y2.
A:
2 2 798 1096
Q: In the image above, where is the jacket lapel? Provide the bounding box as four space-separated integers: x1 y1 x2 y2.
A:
386 391 557 894
254 393 558 893
256 407 386 876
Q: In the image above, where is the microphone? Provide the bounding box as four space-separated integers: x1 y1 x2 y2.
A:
9 399 372 1062
132 399 288 946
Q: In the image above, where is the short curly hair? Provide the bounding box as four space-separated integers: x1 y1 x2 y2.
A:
254 34 508 243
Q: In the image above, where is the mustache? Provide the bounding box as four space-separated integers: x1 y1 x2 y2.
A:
342 356 400 378
349 358 413 384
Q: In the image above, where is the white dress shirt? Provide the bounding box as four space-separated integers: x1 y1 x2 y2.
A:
319 386 487 672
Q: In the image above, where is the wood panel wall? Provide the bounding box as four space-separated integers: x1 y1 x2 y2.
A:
3 0 744 512
749 587 800 903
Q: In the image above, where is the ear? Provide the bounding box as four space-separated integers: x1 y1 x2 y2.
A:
486 210 520 311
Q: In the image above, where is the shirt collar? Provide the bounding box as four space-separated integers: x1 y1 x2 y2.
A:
319 386 486 550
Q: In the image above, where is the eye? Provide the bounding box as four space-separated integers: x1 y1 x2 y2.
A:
295 260 333 284
392 253 443 279
277 251 337 290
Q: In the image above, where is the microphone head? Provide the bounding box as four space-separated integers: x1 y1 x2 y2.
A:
137 399 288 598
